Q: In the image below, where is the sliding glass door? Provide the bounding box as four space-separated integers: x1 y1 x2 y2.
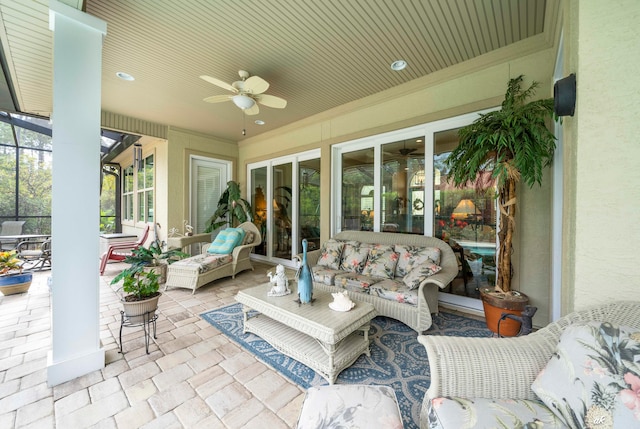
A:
332 110 497 310
248 150 320 266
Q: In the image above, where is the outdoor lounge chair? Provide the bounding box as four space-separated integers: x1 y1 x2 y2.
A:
0 220 26 250
99 225 150 275
16 238 51 271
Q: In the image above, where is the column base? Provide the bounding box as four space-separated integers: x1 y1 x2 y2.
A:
47 348 105 387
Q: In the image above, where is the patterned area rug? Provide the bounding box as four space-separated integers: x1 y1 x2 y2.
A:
201 303 491 429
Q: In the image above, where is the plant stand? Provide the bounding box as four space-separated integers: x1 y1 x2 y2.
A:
118 310 158 354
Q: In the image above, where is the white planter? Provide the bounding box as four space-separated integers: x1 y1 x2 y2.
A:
121 292 161 325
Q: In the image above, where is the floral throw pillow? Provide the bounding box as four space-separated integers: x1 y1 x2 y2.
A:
531 322 640 429
402 261 442 290
339 241 371 273
394 245 442 277
361 244 399 279
316 239 344 270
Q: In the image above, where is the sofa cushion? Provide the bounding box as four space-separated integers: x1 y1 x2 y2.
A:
316 239 344 270
531 322 640 429
170 253 233 273
427 397 567 429
402 262 442 290
311 266 342 286
242 230 255 245
207 227 245 254
334 272 382 293
339 241 371 273
361 244 399 279
394 245 441 277
369 278 419 306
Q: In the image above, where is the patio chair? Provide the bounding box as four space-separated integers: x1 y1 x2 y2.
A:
0 220 26 250
99 225 150 275
16 238 51 271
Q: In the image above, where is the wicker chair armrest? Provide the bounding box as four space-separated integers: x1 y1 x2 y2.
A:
231 242 256 259
294 249 321 266
420 265 458 289
418 332 557 401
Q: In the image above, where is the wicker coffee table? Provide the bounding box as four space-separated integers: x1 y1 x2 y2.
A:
235 283 377 384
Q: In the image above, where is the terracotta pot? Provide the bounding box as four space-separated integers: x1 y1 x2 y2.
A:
121 292 161 325
0 273 33 296
480 288 529 337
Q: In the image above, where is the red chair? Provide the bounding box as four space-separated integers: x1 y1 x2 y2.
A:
99 225 150 275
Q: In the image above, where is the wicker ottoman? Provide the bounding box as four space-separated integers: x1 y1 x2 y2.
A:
297 385 402 428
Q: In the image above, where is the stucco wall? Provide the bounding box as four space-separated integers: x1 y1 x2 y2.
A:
239 41 558 323
565 0 640 310
165 127 237 238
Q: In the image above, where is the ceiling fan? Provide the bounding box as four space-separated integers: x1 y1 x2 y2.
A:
199 70 287 116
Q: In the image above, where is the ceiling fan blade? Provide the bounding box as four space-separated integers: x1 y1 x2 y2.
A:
243 76 269 95
257 94 287 109
245 103 260 115
199 75 236 92
203 94 233 103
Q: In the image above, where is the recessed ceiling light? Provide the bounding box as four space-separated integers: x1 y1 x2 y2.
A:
390 60 407 71
255 120 265 125
416 139 423 143
116 71 135 81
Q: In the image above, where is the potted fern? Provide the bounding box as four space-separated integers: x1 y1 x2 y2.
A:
446 75 556 335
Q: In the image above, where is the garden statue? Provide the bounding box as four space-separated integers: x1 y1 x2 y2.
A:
267 264 291 297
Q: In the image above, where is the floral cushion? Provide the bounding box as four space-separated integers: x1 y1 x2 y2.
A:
394 245 441 277
242 231 254 245
311 266 342 286
402 262 442 290
531 322 640 429
316 239 344 270
428 397 567 429
339 241 371 273
297 385 402 429
333 272 381 293
170 253 233 273
207 227 245 254
369 279 419 306
361 244 399 279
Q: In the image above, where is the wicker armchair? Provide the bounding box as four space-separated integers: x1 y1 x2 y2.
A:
417 300 640 428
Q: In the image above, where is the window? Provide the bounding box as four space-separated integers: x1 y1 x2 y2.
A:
332 110 497 308
123 152 154 224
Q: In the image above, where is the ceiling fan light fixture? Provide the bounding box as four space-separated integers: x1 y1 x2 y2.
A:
390 60 407 71
232 94 255 110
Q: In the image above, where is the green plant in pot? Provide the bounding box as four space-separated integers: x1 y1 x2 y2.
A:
205 180 253 232
116 269 161 324
446 75 556 335
111 241 188 285
0 250 32 295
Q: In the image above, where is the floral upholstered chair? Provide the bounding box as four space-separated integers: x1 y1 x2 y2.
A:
418 301 640 429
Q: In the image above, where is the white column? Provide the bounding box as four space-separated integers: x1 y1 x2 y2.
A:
47 1 107 386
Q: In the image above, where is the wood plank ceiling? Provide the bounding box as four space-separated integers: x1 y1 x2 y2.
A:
0 0 551 141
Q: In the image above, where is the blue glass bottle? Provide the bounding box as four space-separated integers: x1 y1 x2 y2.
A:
297 239 314 304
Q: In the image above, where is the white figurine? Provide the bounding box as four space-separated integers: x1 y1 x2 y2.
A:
329 291 356 312
267 264 291 297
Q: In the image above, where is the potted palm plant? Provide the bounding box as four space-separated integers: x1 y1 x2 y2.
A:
205 180 253 232
0 250 32 295
446 75 556 335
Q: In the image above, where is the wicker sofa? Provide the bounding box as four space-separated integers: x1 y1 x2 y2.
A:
164 222 261 294
298 231 458 333
418 301 640 428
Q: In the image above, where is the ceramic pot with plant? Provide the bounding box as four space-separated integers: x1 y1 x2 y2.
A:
0 250 32 295
446 75 556 335
112 268 161 324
